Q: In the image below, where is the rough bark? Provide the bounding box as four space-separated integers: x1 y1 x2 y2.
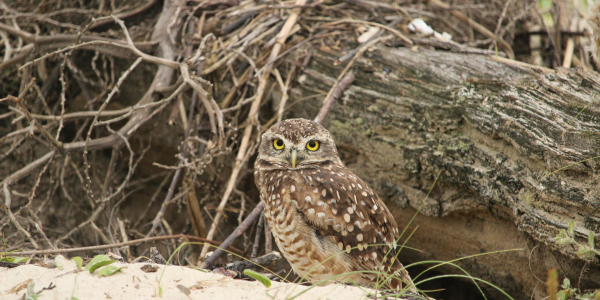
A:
284 46 600 299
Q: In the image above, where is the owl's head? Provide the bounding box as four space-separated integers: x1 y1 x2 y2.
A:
257 118 341 169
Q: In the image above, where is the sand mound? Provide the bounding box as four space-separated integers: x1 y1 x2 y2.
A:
0 258 379 300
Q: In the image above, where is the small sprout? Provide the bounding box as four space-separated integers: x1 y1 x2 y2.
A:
0 256 29 263
589 231 595 250
72 257 83 270
576 246 595 259
25 282 39 300
567 220 575 238
553 230 572 245
556 290 570 300
243 269 272 288
0 234 28 264
561 278 571 290
27 282 35 295
84 255 116 274
97 265 126 277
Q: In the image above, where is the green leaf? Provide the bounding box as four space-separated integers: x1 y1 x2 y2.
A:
12 257 29 263
554 229 567 240
561 278 571 289
84 255 116 274
0 256 29 263
576 246 598 259
557 290 569 300
556 237 573 246
568 220 575 238
27 282 35 296
97 265 126 277
25 281 39 300
589 231 595 250
72 257 83 270
243 269 272 288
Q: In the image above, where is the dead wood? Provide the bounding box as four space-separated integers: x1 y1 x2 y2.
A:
287 46 600 299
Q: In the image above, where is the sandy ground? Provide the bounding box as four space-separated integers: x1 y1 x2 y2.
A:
0 256 379 300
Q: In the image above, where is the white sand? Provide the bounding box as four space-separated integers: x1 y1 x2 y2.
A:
0 257 379 300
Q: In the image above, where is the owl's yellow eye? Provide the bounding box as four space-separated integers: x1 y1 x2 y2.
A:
306 140 320 151
273 139 285 150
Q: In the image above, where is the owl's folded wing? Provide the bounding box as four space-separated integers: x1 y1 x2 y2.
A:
285 165 410 275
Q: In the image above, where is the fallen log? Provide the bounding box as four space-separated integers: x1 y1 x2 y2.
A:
285 45 600 299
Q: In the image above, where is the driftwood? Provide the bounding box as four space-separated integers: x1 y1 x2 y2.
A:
285 46 600 299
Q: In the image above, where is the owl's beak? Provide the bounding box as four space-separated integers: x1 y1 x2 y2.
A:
290 149 298 168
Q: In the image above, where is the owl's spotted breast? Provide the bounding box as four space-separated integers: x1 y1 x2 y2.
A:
254 118 416 292
256 165 355 283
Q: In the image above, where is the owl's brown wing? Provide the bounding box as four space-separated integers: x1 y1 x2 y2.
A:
285 162 415 291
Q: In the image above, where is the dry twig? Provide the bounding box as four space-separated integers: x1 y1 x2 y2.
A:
199 0 309 260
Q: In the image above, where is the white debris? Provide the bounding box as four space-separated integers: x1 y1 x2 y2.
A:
408 18 434 35
408 18 453 42
357 26 381 43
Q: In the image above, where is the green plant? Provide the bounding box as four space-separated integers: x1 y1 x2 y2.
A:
550 222 600 300
552 277 599 300
0 232 28 263
74 254 125 277
72 256 83 270
553 220 600 260
243 269 272 288
25 282 40 300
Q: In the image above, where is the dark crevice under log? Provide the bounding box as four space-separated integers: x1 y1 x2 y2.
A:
283 46 600 299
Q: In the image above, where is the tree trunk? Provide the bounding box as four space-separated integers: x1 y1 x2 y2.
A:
285 45 600 299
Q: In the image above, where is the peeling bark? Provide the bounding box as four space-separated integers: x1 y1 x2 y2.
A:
285 46 600 299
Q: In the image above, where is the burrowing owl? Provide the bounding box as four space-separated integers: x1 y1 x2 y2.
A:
254 118 416 292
